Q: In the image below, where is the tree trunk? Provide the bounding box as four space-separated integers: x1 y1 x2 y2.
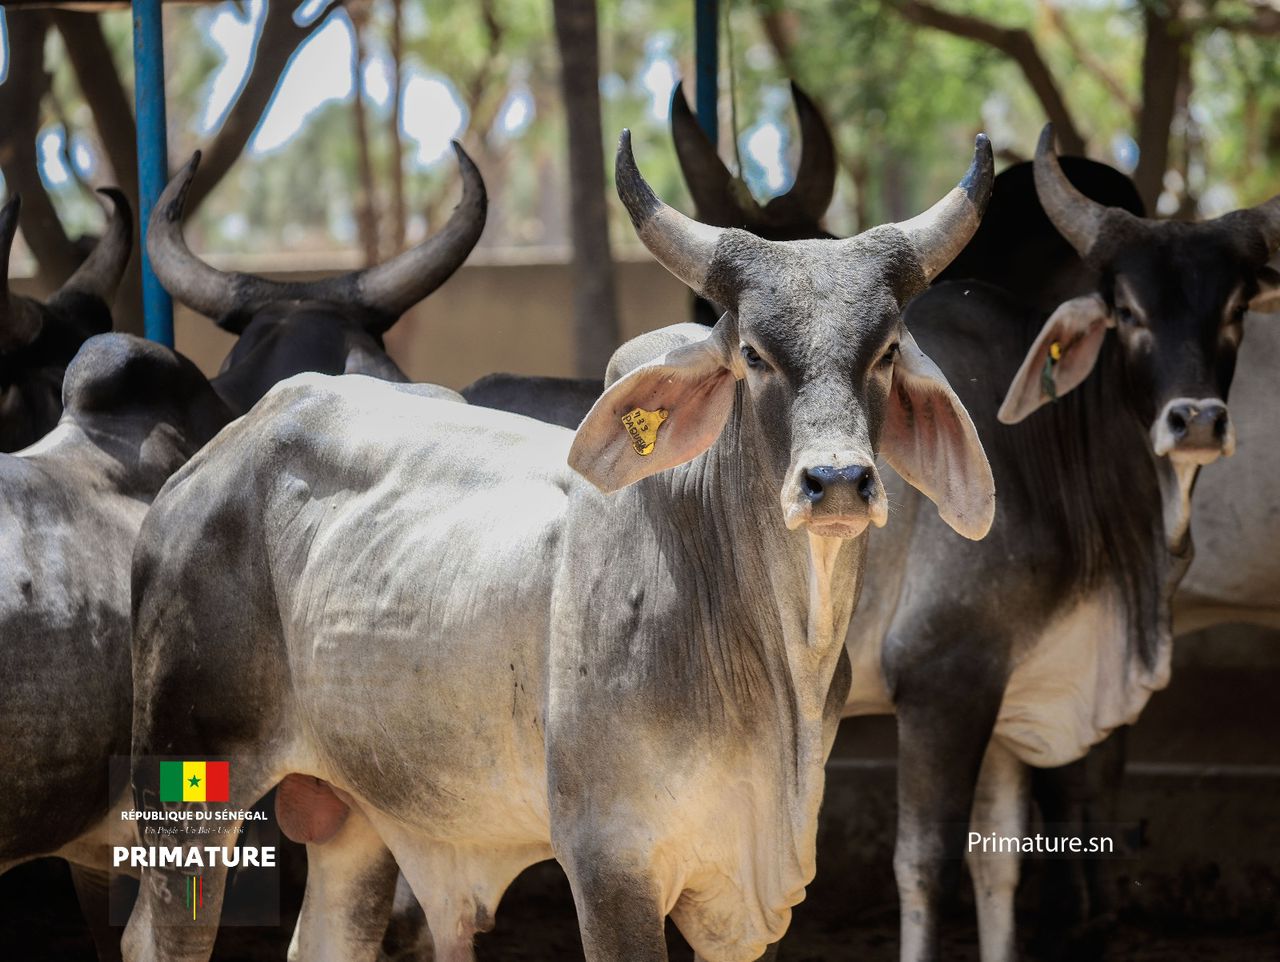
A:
551 0 620 377
386 0 407 255
898 0 1086 155
51 11 140 201
0 11 81 291
185 0 346 215
349 6 380 266
1133 2 1187 212
48 10 146 332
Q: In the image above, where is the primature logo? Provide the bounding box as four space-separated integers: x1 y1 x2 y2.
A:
184 876 204 920
160 761 230 803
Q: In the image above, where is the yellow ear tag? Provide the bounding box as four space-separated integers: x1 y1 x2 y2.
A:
621 406 669 456
1049 340 1063 361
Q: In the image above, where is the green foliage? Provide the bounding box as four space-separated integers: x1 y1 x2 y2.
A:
18 0 1280 259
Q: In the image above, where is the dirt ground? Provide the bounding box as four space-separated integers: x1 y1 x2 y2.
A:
3 856 1276 961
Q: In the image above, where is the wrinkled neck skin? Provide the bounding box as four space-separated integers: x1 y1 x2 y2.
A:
1006 332 1193 681
556 381 862 951
19 413 192 503
634 380 863 735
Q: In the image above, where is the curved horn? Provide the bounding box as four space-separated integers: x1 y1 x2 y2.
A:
54 188 133 304
148 151 269 328
315 140 487 330
670 80 748 225
783 81 837 222
0 194 44 352
893 133 994 282
617 128 726 296
151 146 486 332
1033 123 1109 256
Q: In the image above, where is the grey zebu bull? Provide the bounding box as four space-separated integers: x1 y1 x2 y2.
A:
0 334 231 961
124 131 996 962
1 190 132 451
461 81 836 424
148 142 486 414
841 125 1280 962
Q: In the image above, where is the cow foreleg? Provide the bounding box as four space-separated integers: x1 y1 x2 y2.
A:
287 791 399 962
965 740 1029 962
1030 727 1126 961
563 850 668 962
890 642 1006 962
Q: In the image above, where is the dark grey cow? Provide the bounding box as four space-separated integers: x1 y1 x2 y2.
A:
1 190 132 451
148 142 487 414
0 334 231 961
841 125 1280 962
461 81 836 425
123 132 995 962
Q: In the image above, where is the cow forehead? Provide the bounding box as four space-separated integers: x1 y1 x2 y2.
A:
733 237 910 361
1107 225 1253 318
231 303 380 361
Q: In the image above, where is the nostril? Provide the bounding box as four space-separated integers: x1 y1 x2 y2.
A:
1167 409 1189 439
801 470 825 503
1213 411 1229 440
856 471 876 504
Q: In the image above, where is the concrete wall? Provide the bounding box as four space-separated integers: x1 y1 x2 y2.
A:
168 256 691 388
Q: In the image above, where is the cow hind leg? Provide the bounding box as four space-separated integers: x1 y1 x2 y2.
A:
965 740 1029 962
69 863 127 962
122 759 280 962
283 781 399 962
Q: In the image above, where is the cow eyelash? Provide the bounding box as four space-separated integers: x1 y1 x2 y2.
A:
880 343 901 365
741 344 766 369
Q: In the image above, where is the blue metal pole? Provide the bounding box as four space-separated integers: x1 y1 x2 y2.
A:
694 0 718 146
132 0 174 346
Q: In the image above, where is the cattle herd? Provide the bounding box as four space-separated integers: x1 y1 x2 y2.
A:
1 81 1278 962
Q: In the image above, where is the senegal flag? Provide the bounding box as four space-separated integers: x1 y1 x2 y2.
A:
160 761 229 802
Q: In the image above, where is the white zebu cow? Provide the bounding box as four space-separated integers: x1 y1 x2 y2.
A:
124 132 996 962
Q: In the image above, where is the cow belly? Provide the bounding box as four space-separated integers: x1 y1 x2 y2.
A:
275 474 560 844
994 592 1170 768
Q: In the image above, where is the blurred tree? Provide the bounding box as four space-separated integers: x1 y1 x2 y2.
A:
553 0 620 374
0 0 341 327
350 0 382 264
877 0 1280 212
4 0 1276 293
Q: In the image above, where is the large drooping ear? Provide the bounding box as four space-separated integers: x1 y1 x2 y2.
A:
881 331 995 540
569 321 739 493
1249 265 1280 313
997 293 1111 424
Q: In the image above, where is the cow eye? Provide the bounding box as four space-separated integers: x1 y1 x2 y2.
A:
880 342 901 366
741 344 766 370
1230 303 1248 324
1115 304 1136 325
